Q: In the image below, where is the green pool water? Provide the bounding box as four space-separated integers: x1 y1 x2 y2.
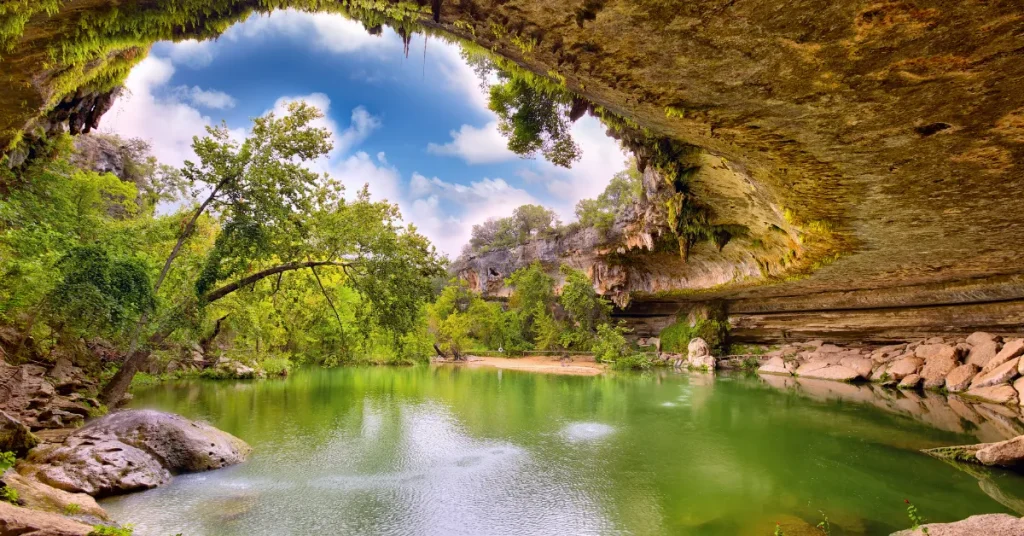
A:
102 366 1024 535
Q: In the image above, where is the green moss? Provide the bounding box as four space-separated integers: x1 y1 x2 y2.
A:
659 318 728 354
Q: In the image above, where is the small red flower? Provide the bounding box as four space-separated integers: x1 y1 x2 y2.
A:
904 499 910 504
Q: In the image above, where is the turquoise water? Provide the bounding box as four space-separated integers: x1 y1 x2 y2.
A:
102 366 1024 535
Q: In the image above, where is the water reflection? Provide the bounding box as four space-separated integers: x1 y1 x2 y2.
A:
101 367 1024 535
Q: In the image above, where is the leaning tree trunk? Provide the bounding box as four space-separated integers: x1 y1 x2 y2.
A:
99 260 351 406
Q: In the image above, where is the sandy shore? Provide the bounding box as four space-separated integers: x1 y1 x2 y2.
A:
439 355 605 376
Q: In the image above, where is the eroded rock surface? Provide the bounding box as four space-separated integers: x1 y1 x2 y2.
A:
889 514 1024 536
23 410 250 497
0 501 91 536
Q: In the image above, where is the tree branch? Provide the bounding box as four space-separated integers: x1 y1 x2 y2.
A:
201 261 350 304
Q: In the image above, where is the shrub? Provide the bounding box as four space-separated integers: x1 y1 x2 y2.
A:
0 451 15 472
0 486 18 504
611 353 653 371
659 318 728 354
89 525 134 536
260 357 291 377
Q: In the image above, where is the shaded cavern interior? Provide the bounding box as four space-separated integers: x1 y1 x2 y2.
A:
3 0 1024 343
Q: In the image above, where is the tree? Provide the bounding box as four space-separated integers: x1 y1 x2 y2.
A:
558 265 611 349
509 204 559 241
100 102 445 405
505 262 555 341
489 75 581 168
575 164 643 235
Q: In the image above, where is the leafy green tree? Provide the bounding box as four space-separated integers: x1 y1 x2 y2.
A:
100 102 445 404
592 323 630 364
557 265 611 349
505 261 555 341
489 74 581 168
47 245 154 340
575 165 643 234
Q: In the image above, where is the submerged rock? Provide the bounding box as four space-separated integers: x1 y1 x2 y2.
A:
23 410 250 497
889 513 1024 535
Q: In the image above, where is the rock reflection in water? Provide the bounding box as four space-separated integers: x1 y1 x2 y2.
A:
757 374 1024 443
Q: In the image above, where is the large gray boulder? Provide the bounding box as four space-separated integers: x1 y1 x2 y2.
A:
889 514 1024 535
23 410 250 497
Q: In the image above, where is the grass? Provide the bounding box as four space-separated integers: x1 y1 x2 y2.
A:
88 525 134 536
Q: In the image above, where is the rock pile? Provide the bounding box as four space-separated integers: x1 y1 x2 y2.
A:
757 333 1024 405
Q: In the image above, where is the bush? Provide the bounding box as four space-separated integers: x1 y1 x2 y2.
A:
610 353 653 371
0 486 18 504
89 525 133 536
659 318 728 354
260 357 291 377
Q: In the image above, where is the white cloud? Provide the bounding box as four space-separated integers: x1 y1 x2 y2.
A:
100 57 215 168
223 10 400 55
166 39 216 68
427 38 492 114
519 116 630 222
268 94 381 163
173 86 236 109
404 173 537 256
426 121 516 164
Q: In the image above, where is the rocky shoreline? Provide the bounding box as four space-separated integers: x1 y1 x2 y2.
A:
0 410 250 534
752 332 1024 405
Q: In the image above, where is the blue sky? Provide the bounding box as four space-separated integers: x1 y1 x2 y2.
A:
100 10 628 256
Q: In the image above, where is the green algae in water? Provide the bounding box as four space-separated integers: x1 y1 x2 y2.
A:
102 368 1024 535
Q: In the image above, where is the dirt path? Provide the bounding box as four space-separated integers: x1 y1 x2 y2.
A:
440 355 605 376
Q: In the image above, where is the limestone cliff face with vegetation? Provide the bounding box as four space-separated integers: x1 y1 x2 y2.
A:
3 0 1024 341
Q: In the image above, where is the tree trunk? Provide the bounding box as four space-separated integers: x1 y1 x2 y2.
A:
100 260 351 406
200 314 229 355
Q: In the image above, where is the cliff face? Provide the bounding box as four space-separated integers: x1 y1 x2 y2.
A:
453 153 800 307
3 0 1024 341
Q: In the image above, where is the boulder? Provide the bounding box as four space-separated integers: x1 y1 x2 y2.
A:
886 356 924 380
686 338 715 369
919 354 959 389
757 357 791 376
966 331 1000 347
0 411 38 457
25 410 250 497
839 357 874 379
889 514 1024 536
970 357 1020 390
899 374 922 389
1 471 107 521
967 339 1001 368
1016 377 1024 406
965 384 1019 405
0 501 92 535
946 364 980 393
688 338 710 358
915 344 957 360
817 344 843 354
983 339 1024 373
870 364 889 382
795 360 830 376
798 365 860 382
977 435 1024 467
